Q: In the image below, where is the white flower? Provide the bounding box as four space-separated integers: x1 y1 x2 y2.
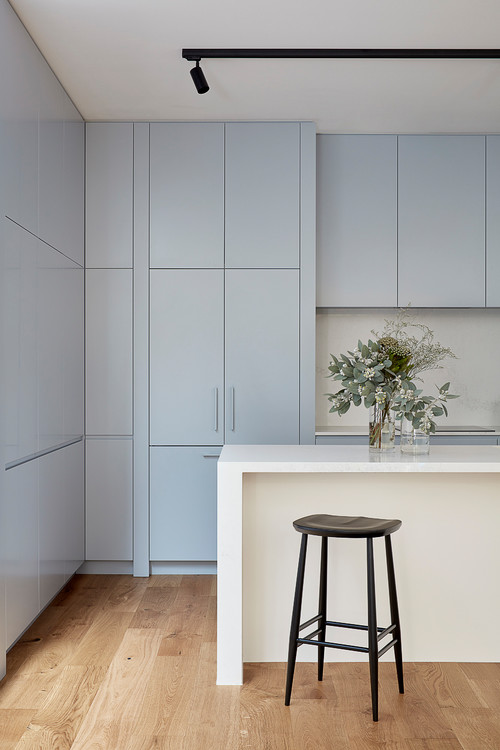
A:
364 367 376 379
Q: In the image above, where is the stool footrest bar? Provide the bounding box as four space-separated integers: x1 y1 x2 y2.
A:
378 638 398 658
325 620 387 633
377 624 396 642
297 637 370 654
299 614 321 632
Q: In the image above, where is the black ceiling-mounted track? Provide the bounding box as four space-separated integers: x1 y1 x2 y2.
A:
182 48 500 94
182 48 500 61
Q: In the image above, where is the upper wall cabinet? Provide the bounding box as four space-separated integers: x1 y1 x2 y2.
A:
0 0 39 235
150 123 224 268
486 136 500 307
225 123 300 268
316 135 397 307
398 136 485 307
86 123 133 268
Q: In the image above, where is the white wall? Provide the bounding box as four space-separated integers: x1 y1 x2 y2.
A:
316 308 500 428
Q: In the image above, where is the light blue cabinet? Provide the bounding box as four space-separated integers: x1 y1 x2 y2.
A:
316 135 397 307
486 136 500 307
225 123 300 268
150 447 221 561
150 123 224 268
225 270 300 444
398 136 485 307
86 123 133 268
150 269 224 445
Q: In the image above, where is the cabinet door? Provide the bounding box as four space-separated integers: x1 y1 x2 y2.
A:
3 460 38 648
150 123 224 268
86 438 133 561
38 63 65 254
39 447 67 608
225 123 300 268
398 136 485 307
150 270 224 445
225 270 299 444
486 136 500 307
86 123 133 268
86 270 133 436
150 446 220 561
61 114 84 267
65 440 84 579
317 135 397 307
1 0 39 235
2 221 38 464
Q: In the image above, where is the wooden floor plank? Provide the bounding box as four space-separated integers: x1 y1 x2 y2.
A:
70 628 163 750
0 710 34 749
13 666 106 750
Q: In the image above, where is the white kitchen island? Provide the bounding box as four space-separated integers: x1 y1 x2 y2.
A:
217 444 500 685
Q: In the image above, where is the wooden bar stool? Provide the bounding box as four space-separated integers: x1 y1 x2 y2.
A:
284 514 404 721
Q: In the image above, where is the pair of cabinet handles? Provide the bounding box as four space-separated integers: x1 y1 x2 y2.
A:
213 387 235 432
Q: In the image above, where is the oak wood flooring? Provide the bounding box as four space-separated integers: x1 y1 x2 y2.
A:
0 574 499 749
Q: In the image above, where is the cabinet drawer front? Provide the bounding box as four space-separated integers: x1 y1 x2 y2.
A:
150 446 220 561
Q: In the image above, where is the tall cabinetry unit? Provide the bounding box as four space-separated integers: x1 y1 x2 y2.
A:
84 121 315 574
85 123 134 566
0 0 84 674
148 122 315 567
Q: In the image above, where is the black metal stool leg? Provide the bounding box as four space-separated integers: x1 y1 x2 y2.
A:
285 533 308 705
318 536 328 681
385 535 404 694
367 537 379 721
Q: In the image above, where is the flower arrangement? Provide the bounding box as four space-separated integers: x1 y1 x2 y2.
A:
326 310 459 449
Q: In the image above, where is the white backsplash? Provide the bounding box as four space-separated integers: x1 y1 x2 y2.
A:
316 308 500 428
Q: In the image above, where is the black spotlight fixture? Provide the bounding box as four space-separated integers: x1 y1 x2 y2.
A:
190 59 209 94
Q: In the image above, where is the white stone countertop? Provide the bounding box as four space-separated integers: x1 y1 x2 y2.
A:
218 443 500 472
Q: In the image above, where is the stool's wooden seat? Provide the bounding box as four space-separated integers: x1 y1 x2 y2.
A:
293 514 402 538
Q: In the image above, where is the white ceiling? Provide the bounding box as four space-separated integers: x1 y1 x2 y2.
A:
9 0 500 132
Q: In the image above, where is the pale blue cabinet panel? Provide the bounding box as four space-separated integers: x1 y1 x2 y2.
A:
398 136 485 307
3 460 38 648
86 438 132 561
150 123 224 268
2 221 38 464
225 270 299 444
150 446 220 561
225 123 300 268
38 63 65 254
38 244 83 452
150 270 224 445
86 123 133 268
486 136 500 307
39 447 68 608
61 116 85 267
64 440 85 579
0 0 39 235
316 135 397 307
86 270 133 436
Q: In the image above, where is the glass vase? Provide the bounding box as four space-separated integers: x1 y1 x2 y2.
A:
369 403 395 452
400 417 430 455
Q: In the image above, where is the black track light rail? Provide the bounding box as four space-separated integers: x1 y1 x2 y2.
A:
182 48 500 61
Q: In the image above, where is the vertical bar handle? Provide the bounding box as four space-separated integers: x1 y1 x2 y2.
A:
230 386 235 431
214 387 219 432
